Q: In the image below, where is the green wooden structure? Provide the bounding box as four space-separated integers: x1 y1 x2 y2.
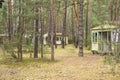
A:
91 24 120 55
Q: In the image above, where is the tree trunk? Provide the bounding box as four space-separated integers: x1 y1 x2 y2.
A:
17 0 23 61
50 0 54 61
53 7 57 48
62 0 67 48
114 0 118 21
40 5 44 59
34 6 39 58
71 5 75 43
109 2 114 21
73 1 79 48
78 0 84 56
85 0 89 47
8 0 13 41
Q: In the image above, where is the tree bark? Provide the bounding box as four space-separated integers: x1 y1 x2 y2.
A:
53 6 57 48
73 1 79 48
85 0 89 47
34 6 39 58
62 0 67 48
8 0 13 41
78 0 84 56
40 5 44 59
114 0 118 21
71 3 75 44
17 0 23 61
109 2 114 21
50 0 54 61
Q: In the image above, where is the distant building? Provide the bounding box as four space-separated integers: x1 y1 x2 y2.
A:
43 33 68 45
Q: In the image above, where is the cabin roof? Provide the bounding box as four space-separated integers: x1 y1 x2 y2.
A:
91 25 117 31
43 33 63 37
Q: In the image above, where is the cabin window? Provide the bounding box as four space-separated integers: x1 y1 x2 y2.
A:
56 37 59 41
93 32 97 43
59 37 62 41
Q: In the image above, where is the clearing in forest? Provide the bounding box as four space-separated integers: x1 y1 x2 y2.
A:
0 45 120 80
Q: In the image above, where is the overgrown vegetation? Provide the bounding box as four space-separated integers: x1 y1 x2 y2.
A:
0 45 120 80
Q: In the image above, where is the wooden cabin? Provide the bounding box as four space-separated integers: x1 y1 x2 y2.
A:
91 24 120 54
43 33 68 45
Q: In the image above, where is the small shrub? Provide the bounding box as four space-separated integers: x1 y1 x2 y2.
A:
104 55 117 75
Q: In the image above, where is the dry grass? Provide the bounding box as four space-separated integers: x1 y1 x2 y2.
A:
0 45 120 80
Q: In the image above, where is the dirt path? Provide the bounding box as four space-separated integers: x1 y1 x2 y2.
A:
54 48 120 80
0 46 120 80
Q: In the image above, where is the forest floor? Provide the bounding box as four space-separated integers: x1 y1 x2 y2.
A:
0 45 120 80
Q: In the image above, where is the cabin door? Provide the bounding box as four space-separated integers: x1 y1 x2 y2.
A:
98 31 111 53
